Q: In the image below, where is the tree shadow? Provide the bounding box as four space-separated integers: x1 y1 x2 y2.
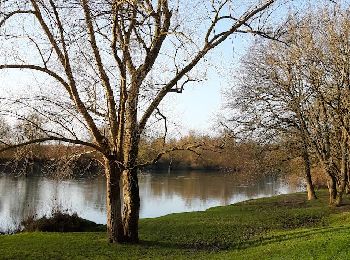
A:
234 225 350 250
137 225 350 253
138 239 230 252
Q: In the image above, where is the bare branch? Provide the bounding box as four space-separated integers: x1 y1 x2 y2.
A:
81 0 118 148
0 64 70 92
139 0 276 132
137 143 202 168
0 137 106 155
155 108 167 145
0 10 35 28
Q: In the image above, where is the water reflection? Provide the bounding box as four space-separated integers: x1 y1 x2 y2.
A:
0 171 302 232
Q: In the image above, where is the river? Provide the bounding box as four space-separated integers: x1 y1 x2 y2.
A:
0 171 302 232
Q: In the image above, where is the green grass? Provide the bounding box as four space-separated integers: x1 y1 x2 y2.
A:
2 191 350 259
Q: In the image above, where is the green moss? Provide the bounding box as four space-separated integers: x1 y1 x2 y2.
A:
1 190 350 259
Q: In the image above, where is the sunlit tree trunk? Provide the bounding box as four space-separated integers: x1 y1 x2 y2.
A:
122 167 140 243
336 130 348 206
121 100 141 243
301 139 317 200
323 162 337 205
328 175 337 205
336 169 347 206
346 166 350 194
105 157 124 243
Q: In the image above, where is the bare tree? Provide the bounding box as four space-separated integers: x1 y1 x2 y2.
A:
0 0 280 243
226 5 350 205
303 8 350 205
225 37 318 200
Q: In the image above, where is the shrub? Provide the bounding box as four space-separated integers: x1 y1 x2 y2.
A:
21 211 104 232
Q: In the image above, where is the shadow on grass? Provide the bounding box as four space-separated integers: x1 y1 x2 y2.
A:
138 239 230 252
136 225 350 254
233 225 350 250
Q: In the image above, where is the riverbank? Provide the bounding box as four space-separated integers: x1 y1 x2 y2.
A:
1 190 350 259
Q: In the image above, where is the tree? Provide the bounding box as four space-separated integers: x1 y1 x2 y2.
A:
226 5 350 205
15 113 45 142
302 8 350 205
14 112 46 175
225 36 318 200
0 0 279 243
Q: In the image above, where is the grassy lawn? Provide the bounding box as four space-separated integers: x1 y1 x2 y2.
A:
2 191 350 259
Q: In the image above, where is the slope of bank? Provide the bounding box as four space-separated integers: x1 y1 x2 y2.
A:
1 191 350 259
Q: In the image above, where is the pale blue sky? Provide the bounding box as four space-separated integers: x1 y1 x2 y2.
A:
168 0 348 136
163 35 251 136
0 34 246 137
0 3 254 138
0 0 344 138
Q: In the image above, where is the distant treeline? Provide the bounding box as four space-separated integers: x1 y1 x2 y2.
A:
0 133 323 184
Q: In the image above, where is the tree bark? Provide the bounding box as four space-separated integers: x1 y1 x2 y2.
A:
327 172 337 205
336 133 348 206
301 141 317 200
336 177 347 206
320 159 337 205
105 158 124 243
122 167 140 243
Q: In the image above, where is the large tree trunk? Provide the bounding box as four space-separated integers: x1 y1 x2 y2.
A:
327 172 337 205
121 95 140 243
321 160 337 205
346 152 350 195
305 168 317 201
301 141 317 200
122 167 140 243
105 158 124 243
336 176 347 206
336 134 348 206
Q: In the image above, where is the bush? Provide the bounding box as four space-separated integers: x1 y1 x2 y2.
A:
21 211 104 232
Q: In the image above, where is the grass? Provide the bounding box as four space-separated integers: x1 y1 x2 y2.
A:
2 190 350 259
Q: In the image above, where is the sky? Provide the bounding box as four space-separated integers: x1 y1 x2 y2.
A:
0 0 343 138
166 0 348 136
0 32 246 138
163 36 248 136
0 1 256 139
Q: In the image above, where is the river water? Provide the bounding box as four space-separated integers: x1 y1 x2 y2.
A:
0 171 302 232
